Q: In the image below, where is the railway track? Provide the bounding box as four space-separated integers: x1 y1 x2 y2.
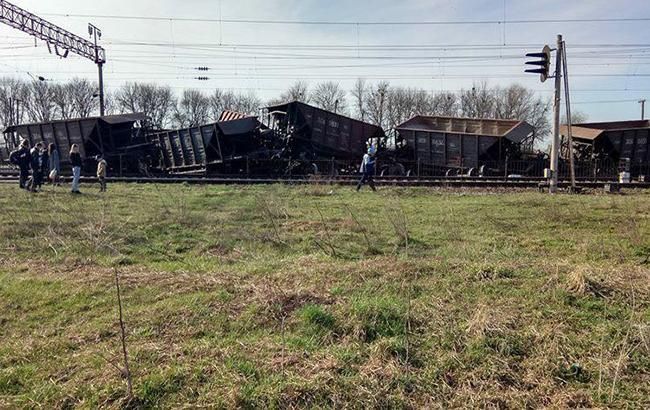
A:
1 169 648 189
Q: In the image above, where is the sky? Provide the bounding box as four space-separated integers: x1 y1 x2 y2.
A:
1 0 650 122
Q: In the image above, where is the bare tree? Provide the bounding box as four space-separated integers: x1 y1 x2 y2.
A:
562 110 588 125
209 89 261 120
431 92 460 116
269 81 311 105
51 84 74 120
68 78 99 118
232 91 261 116
351 78 368 121
364 81 390 129
311 81 347 113
460 82 495 119
494 84 551 146
26 80 56 123
115 83 176 129
103 91 116 116
173 89 210 128
50 79 99 120
0 78 29 129
385 87 433 130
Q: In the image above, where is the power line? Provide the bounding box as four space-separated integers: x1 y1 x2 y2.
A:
42 13 650 26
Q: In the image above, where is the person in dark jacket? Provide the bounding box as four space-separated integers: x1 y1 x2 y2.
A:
39 144 49 189
47 143 60 185
8 140 31 189
356 145 377 192
69 144 82 194
29 142 45 192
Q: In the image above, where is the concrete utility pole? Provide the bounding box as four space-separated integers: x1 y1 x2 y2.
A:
549 34 563 194
561 39 576 192
640 99 646 120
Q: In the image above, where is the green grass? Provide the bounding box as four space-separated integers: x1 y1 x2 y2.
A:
0 182 649 408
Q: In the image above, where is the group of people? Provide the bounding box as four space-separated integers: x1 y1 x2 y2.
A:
9 139 372 193
8 140 107 194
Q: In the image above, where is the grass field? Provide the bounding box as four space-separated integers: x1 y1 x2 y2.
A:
0 182 649 409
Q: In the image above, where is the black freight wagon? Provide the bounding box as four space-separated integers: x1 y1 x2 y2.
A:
1 113 150 174
561 120 650 178
395 115 536 176
150 116 273 175
265 101 385 174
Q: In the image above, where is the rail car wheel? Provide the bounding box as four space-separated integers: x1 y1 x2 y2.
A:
380 163 406 176
445 169 458 177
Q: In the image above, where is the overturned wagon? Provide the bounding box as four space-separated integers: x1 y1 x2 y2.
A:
395 116 537 176
561 120 650 178
266 101 385 175
1 113 151 174
150 116 273 175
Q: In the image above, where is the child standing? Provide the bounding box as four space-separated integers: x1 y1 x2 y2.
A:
96 155 107 192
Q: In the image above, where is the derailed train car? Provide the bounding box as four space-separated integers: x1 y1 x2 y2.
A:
153 102 387 176
148 115 274 175
561 120 650 178
394 115 540 176
1 113 151 174
265 101 385 175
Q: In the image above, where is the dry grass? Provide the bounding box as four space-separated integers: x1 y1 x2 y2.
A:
0 184 649 408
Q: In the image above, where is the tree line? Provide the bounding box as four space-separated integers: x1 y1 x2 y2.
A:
0 77 552 146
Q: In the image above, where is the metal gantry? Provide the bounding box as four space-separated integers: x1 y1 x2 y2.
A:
0 0 106 113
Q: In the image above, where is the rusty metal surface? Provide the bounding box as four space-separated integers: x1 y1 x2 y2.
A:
2 113 146 134
395 115 535 170
1 114 149 171
266 101 385 160
150 117 264 172
396 115 533 140
560 120 649 175
561 120 650 141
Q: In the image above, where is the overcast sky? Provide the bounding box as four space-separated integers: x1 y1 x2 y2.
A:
1 0 650 121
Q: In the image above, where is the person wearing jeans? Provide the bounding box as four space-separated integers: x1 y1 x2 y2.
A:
69 144 82 194
356 145 377 192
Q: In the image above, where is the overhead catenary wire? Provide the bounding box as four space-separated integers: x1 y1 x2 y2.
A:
41 12 650 26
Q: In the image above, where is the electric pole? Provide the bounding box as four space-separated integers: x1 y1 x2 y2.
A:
640 99 646 120
89 23 105 117
549 34 563 194
561 39 576 192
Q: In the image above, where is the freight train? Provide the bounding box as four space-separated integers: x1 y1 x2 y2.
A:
2 101 648 179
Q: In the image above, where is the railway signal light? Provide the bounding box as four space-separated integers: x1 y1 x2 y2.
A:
525 45 551 83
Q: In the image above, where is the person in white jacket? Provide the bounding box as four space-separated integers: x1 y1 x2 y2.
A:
356 145 377 192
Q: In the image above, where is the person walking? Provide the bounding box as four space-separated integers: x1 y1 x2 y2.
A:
96 155 107 192
48 143 60 185
69 144 82 194
9 139 31 190
356 145 377 192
